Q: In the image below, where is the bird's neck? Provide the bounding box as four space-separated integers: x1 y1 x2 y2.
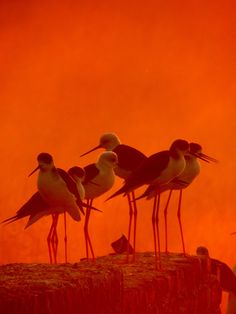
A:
40 165 57 173
97 162 113 170
170 149 184 160
106 142 119 151
74 176 82 183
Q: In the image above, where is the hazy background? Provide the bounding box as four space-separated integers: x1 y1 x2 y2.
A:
0 0 235 311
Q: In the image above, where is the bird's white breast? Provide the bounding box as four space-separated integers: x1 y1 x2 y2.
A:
176 157 201 185
37 171 77 208
84 167 115 199
151 155 186 186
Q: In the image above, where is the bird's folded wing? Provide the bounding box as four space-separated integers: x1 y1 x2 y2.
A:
83 164 99 184
113 144 147 171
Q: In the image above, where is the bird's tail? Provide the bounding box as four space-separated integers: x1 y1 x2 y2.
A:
106 186 127 201
76 201 85 215
80 201 103 213
1 215 19 225
133 185 157 201
133 192 147 201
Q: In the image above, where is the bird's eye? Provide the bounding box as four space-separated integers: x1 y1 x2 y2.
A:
102 139 109 145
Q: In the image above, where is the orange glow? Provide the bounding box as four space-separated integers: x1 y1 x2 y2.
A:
0 1 236 311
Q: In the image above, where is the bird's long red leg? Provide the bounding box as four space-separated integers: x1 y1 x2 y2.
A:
84 200 90 260
52 214 59 264
131 191 138 262
152 195 157 268
164 190 173 255
87 199 95 261
177 189 186 255
64 212 68 263
84 199 95 261
126 193 133 263
47 214 55 264
155 193 161 269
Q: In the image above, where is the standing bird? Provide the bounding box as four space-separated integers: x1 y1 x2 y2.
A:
136 143 218 255
80 133 147 262
3 153 99 264
107 139 190 269
28 153 84 263
196 247 236 294
70 151 118 261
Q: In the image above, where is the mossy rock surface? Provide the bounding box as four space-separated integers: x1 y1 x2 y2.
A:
0 252 222 314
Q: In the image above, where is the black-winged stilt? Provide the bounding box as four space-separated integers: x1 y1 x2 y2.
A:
28 153 85 263
107 139 190 269
197 246 236 294
71 151 118 261
80 133 147 262
3 153 99 263
136 143 218 255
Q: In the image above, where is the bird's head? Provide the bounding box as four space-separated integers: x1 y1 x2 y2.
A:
97 151 118 168
99 133 121 150
68 166 85 181
169 139 189 155
80 132 120 157
28 153 54 176
189 143 218 163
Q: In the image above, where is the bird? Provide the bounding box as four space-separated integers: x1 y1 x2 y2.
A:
28 152 85 264
80 132 147 262
136 143 218 255
106 139 190 269
196 246 236 294
3 153 99 264
70 151 118 261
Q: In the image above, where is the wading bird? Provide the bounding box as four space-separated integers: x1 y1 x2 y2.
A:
3 153 98 263
136 143 217 255
80 133 147 262
107 139 190 269
71 151 118 261
197 246 236 295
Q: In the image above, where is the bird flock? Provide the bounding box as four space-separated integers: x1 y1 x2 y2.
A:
2 133 217 269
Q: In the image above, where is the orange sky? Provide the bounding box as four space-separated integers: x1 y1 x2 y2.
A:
0 0 236 310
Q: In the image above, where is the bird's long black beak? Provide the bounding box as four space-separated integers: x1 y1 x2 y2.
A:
28 165 40 177
192 153 218 163
80 145 102 157
199 153 218 163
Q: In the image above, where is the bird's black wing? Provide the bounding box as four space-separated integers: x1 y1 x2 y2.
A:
211 258 236 294
107 150 170 200
57 168 80 197
83 164 99 184
126 150 170 187
113 144 147 171
2 192 50 224
58 168 101 213
57 168 85 214
171 178 189 186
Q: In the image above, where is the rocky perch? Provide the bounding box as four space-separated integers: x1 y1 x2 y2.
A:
0 252 222 314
